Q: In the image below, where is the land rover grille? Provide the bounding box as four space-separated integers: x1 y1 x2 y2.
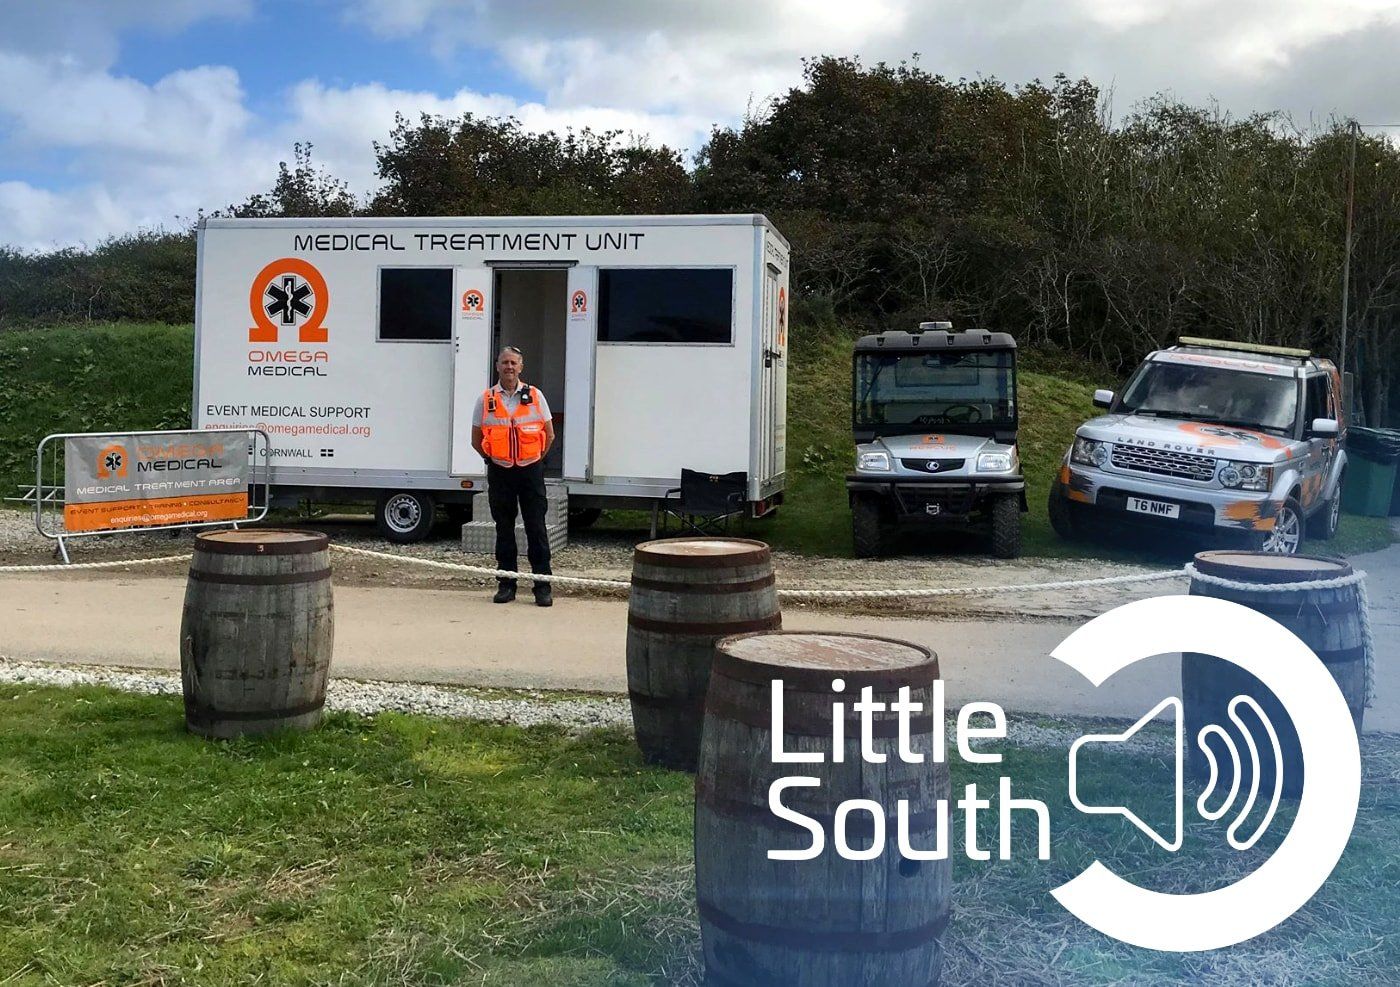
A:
1109 444 1216 482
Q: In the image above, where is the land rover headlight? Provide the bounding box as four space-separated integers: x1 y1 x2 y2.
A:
1071 437 1109 468
858 450 892 472
1219 460 1272 492
977 452 1015 473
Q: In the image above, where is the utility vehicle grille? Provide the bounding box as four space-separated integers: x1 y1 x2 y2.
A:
900 458 966 473
1110 445 1216 482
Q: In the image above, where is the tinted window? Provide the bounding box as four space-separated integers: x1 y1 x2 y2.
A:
379 268 452 341
597 268 732 344
1306 375 1330 421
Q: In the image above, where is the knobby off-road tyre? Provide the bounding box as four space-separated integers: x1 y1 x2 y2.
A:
375 490 436 544
1306 478 1343 541
990 494 1023 559
851 495 888 559
1047 487 1079 541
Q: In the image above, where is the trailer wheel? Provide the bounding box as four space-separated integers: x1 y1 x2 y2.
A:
851 495 888 559
568 507 603 530
990 494 1022 559
376 490 436 543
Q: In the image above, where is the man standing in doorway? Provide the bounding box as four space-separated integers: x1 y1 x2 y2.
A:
472 346 556 606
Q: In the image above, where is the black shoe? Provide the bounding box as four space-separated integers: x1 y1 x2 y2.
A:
492 583 517 604
533 583 553 607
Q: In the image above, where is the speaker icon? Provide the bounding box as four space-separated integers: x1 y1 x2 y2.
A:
1067 694 1285 853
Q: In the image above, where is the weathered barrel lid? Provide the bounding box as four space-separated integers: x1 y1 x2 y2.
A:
194 529 330 555
1193 550 1352 583
715 630 938 690
634 537 770 568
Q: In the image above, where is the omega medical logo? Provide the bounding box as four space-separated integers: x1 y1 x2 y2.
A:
248 257 329 344
461 289 485 314
96 444 127 479
571 289 588 314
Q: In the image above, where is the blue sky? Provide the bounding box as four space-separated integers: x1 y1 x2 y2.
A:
3 0 1399 250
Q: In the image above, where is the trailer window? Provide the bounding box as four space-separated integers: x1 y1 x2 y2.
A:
597 268 732 344
378 268 453 342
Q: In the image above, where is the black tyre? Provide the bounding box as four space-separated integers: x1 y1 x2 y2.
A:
1047 487 1079 541
375 490 435 543
990 494 1023 559
1256 496 1304 555
568 507 603 530
441 502 472 527
1306 479 1342 541
851 495 888 558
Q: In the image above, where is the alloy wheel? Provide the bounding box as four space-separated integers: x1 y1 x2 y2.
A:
1263 505 1301 555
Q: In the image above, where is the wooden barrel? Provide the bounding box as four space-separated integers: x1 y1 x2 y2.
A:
1185 550 1366 799
180 530 335 739
626 537 780 771
695 631 951 987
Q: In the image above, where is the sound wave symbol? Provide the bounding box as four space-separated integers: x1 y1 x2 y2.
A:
1068 694 1286 852
1196 695 1284 851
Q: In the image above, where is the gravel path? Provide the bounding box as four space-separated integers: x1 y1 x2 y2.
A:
0 508 1179 620
6 656 1397 765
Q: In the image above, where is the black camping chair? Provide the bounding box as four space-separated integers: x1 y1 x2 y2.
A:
652 469 748 537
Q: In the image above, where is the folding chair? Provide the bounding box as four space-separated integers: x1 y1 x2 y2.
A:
652 469 748 537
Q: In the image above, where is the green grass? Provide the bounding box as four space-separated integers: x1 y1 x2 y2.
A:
0 688 1395 985
0 323 194 496
2 322 1394 560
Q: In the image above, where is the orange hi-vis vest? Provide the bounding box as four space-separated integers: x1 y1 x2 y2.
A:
479 384 548 467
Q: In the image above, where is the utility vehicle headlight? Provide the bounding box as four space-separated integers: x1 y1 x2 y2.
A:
977 452 1014 473
1071 437 1109 468
1219 460 1271 492
858 451 891 472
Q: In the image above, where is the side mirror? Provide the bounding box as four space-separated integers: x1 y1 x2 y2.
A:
1309 417 1339 438
1093 389 1115 410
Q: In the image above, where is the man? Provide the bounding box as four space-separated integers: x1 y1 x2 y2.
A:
471 346 556 606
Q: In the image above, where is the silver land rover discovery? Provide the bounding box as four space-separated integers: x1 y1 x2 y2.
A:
1048 337 1347 555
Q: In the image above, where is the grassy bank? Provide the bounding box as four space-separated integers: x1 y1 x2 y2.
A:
0 687 1395 985
1 322 1393 558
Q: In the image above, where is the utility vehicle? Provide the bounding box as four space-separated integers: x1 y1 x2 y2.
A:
846 324 1024 558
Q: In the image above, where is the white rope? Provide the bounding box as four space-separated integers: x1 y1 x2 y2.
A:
0 550 1373 709
1184 564 1375 709
0 555 191 573
774 568 1187 600
328 544 633 589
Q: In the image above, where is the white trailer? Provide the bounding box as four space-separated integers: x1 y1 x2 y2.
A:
193 214 790 540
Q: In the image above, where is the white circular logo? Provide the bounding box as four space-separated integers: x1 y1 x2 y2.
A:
1050 595 1361 952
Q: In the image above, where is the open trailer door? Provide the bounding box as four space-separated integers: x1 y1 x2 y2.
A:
449 271 492 476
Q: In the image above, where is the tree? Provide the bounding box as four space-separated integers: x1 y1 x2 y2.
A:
368 113 691 216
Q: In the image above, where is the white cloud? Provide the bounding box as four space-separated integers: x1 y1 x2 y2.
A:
9 0 1400 248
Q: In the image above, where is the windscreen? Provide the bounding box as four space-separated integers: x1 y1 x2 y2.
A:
1118 361 1299 435
854 351 1016 428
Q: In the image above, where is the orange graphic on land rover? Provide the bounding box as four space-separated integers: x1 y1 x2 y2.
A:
1177 421 1286 450
249 258 329 344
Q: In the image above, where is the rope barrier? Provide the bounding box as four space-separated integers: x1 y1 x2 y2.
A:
0 547 1373 709
1184 564 1376 709
0 555 191 573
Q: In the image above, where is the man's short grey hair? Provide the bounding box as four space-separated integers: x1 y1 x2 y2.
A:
498 345 524 359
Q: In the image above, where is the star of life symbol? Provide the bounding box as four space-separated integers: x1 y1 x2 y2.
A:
103 451 123 473
266 275 314 328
